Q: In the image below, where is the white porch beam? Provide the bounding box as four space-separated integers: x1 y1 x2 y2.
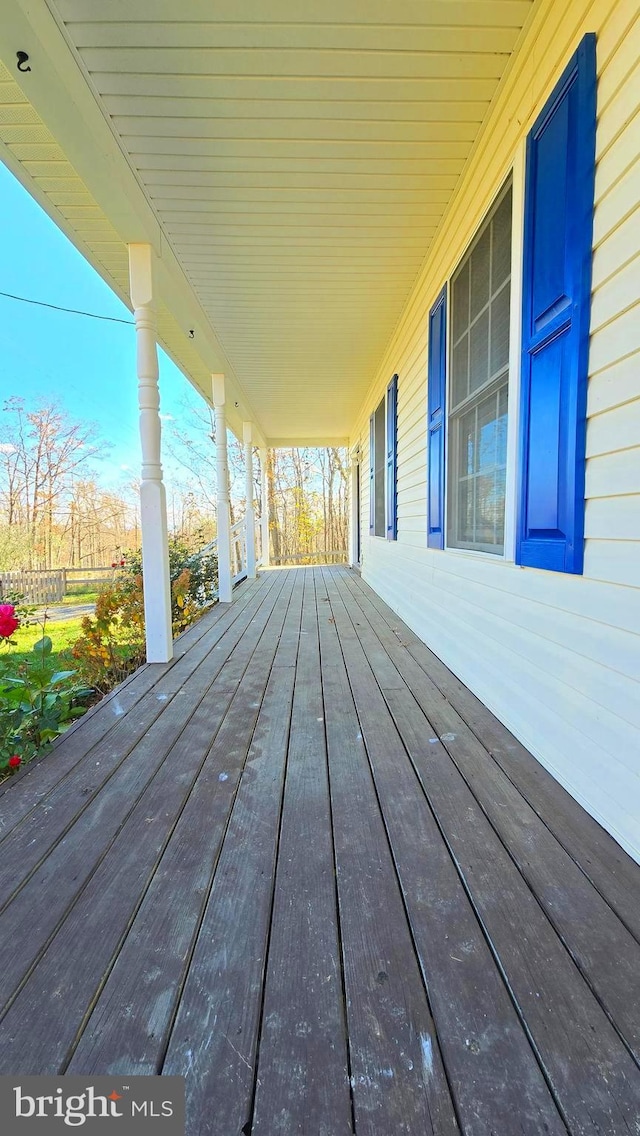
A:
213 373 233 604
129 243 173 664
259 447 270 568
243 422 257 579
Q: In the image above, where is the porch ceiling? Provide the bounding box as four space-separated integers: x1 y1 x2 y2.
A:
0 0 536 442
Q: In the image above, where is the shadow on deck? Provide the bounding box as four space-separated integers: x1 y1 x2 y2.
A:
0 566 638 1134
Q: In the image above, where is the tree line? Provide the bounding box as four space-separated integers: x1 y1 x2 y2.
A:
0 396 349 570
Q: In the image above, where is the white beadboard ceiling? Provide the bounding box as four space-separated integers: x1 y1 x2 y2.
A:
1 0 535 442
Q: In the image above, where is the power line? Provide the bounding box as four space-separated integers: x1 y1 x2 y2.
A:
0 289 134 326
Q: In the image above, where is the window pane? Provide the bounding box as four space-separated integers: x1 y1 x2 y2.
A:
452 332 469 408
470 227 491 319
490 281 510 378
492 189 512 291
469 309 489 395
452 260 470 341
449 380 508 552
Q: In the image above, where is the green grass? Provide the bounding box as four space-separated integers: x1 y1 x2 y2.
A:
8 616 86 667
63 584 102 600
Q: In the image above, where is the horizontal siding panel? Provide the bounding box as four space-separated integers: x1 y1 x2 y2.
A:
597 9 640 108
594 110 640 205
364 551 640 766
365 530 640 638
585 448 640 498
372 545 640 694
584 540 640 588
591 208 640 290
585 495 640 540
590 258 640 333
593 153 640 242
586 396 640 456
587 352 640 415
589 303 640 373
596 57 640 157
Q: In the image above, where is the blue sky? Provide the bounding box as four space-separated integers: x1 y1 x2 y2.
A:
0 161 203 490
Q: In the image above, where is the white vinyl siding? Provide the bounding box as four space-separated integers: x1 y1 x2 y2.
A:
354 0 640 862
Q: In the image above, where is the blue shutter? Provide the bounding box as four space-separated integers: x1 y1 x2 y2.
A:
369 412 375 535
386 374 398 540
517 34 596 574
427 287 447 549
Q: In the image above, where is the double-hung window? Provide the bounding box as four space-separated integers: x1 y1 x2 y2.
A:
369 375 398 540
447 186 512 554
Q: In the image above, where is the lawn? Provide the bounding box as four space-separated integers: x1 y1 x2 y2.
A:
8 615 86 667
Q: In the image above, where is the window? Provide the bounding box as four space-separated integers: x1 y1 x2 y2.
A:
447 187 512 554
372 396 386 536
369 375 398 539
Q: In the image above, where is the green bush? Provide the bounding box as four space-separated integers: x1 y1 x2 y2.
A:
0 612 92 778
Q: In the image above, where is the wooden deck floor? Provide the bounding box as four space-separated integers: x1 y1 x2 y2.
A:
0 566 639 1134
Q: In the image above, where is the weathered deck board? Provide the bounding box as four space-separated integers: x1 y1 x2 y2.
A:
316 569 460 1136
69 570 301 1092
0 566 638 1135
251 571 353 1136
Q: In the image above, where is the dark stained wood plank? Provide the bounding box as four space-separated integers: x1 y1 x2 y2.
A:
325 570 640 1135
251 572 352 1136
348 570 640 942
0 570 292 1074
160 572 304 1136
0 571 288 1033
0 572 280 914
320 569 568 1136
0 574 268 840
66 571 301 1097
340 571 640 1061
315 569 460 1136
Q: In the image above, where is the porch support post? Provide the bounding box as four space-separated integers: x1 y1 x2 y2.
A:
259 447 270 567
243 422 257 578
213 373 233 603
128 243 173 663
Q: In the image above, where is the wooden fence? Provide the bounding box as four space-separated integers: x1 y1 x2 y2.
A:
64 567 113 591
0 566 114 604
0 569 67 605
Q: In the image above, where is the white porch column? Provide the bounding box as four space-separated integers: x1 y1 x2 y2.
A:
128 243 173 663
213 373 233 603
243 422 257 578
259 447 270 567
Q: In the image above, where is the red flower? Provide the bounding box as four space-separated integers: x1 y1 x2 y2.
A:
0 604 19 639
119 559 125 567
8 755 21 768
111 562 117 568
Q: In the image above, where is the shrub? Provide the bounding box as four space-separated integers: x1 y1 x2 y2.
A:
0 608 92 778
71 536 218 694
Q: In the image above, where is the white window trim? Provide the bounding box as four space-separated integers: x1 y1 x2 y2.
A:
503 139 526 564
